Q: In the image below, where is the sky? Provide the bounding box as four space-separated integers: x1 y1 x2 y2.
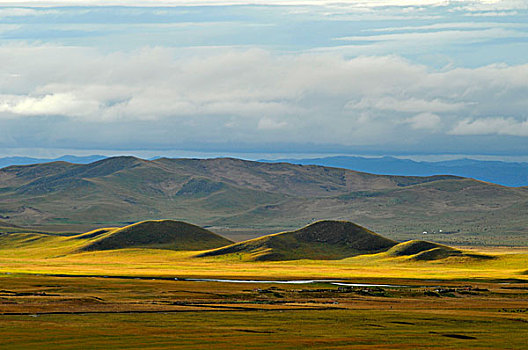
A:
0 0 527 159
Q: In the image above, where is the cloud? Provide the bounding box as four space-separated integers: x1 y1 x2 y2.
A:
0 45 527 152
405 113 442 130
348 97 466 113
2 0 524 9
364 21 528 33
465 10 520 16
450 117 528 136
0 8 59 17
335 28 528 45
452 0 528 12
257 117 288 130
0 93 99 118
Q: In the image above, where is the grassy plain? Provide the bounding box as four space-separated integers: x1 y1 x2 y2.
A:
0 221 526 280
0 226 527 349
0 274 527 349
0 236 527 280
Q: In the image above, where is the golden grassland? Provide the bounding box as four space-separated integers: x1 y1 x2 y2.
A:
0 229 527 349
1 250 527 280
0 229 526 280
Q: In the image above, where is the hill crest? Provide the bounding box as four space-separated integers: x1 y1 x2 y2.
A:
387 240 457 257
386 240 493 261
81 220 233 252
198 220 397 261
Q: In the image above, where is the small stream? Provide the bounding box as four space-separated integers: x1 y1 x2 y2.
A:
178 278 408 288
331 282 407 288
179 278 337 284
27 273 414 288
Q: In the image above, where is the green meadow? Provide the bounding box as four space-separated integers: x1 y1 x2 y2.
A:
0 220 526 280
0 220 526 349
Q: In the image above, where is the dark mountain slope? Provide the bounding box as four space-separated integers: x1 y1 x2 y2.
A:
386 240 493 261
0 155 106 169
262 156 528 187
81 220 233 251
386 240 453 256
0 157 527 245
153 157 461 197
198 220 397 261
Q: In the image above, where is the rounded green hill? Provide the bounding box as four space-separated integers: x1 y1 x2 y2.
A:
198 220 397 261
81 220 233 251
387 240 459 257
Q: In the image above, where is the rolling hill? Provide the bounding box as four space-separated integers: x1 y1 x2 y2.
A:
384 240 494 261
0 220 233 256
81 220 233 251
386 240 464 260
262 156 528 187
198 220 397 261
386 240 457 257
196 221 494 262
1 156 528 245
0 219 482 263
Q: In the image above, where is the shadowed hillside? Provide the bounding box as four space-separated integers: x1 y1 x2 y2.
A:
81 220 233 251
386 240 493 261
262 156 528 187
0 220 495 263
387 240 459 257
198 220 397 261
1 156 528 245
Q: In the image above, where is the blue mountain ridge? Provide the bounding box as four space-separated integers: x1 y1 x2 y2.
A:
0 155 107 169
260 156 528 187
1 155 526 187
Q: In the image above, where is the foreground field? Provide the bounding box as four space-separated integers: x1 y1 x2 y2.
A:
0 274 527 349
0 223 527 348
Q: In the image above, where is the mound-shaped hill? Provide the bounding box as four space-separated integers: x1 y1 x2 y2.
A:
387 240 460 257
386 240 493 261
198 220 397 261
81 220 233 251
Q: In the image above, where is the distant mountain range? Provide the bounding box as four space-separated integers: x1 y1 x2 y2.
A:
0 155 107 169
0 156 527 246
261 156 528 187
2 154 527 187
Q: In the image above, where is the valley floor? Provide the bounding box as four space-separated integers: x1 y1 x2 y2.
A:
0 245 527 280
0 240 526 349
0 274 527 349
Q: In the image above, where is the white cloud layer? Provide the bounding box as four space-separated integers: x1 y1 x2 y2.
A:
335 28 528 46
450 117 528 136
405 113 442 130
2 0 525 7
0 45 527 151
0 93 99 117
